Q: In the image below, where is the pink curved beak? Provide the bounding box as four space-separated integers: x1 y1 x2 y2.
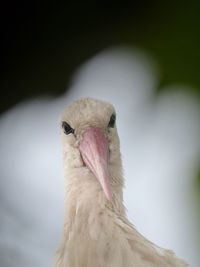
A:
79 127 112 201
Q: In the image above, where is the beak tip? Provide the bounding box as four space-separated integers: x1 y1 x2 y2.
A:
107 194 112 202
104 188 112 202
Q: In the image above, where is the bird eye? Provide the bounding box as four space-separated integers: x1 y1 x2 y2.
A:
108 113 116 128
62 121 74 135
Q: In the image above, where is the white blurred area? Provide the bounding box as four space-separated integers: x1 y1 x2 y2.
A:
0 47 200 267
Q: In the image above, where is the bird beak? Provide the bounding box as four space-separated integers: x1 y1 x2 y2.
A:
79 127 112 201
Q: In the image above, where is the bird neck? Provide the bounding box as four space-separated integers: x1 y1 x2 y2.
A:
64 164 125 218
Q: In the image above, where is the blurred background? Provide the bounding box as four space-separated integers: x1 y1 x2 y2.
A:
0 1 200 266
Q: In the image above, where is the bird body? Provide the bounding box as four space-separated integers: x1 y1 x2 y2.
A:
56 98 188 267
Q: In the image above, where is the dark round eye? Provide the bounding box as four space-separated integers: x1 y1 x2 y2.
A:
108 113 116 128
62 121 74 135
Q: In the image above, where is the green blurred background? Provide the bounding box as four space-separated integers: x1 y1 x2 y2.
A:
1 1 200 111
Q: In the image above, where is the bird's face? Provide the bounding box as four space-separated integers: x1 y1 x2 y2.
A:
60 98 121 201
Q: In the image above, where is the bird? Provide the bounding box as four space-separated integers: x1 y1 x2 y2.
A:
55 97 188 267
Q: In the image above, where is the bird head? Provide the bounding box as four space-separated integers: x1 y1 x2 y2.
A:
60 98 123 202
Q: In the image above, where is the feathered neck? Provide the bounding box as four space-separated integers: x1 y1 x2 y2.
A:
63 162 125 219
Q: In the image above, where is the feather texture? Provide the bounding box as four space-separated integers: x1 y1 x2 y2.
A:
56 98 188 267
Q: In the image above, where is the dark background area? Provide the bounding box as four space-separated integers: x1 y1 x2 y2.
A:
1 1 200 114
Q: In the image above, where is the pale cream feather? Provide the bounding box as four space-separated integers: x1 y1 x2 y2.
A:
56 98 188 267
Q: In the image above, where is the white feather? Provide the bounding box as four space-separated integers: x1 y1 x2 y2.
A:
56 98 188 267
